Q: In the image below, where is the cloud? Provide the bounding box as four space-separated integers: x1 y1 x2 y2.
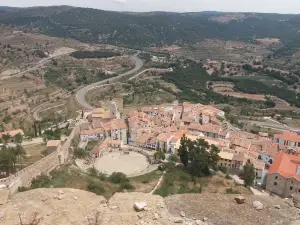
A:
111 0 127 3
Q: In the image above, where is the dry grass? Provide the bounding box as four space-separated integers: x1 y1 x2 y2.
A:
23 144 46 166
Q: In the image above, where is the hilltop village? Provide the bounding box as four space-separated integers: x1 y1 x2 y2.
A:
74 99 300 198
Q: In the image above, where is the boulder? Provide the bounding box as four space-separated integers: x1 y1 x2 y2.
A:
292 194 300 209
274 204 281 209
284 198 294 207
234 196 246 204
174 218 184 223
203 217 208 222
134 202 147 211
253 201 263 210
180 211 186 217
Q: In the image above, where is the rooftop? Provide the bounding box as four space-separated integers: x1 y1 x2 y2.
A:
268 152 300 181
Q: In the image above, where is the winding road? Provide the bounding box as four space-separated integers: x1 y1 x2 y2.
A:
75 54 143 110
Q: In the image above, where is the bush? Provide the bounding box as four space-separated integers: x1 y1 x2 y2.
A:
88 167 98 177
31 174 51 189
226 188 241 194
74 148 88 159
168 154 179 162
18 186 30 192
142 179 150 184
225 174 232 180
119 182 135 191
109 172 128 184
219 166 228 174
98 172 107 181
87 181 106 195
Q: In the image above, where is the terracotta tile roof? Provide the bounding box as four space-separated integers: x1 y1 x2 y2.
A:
253 161 265 170
80 128 104 135
188 123 221 134
46 140 61 147
103 119 127 131
233 153 245 162
0 129 24 138
157 133 172 142
92 108 105 114
268 152 300 181
274 131 300 143
91 138 109 154
248 151 259 159
219 151 234 160
127 110 139 118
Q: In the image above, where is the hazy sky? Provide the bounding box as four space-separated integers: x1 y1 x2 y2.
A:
1 0 300 13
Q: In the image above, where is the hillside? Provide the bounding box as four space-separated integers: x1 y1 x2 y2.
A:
0 6 300 50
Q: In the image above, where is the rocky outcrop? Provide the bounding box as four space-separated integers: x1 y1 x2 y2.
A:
0 189 205 225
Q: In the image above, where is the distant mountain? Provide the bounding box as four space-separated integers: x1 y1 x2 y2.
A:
0 6 21 13
0 6 299 49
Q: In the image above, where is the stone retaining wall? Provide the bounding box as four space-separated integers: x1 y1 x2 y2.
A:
0 125 79 194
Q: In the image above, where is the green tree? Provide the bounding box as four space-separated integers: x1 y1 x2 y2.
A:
243 160 255 187
178 135 189 168
154 150 165 161
2 134 11 144
14 133 23 145
0 146 17 176
188 138 211 177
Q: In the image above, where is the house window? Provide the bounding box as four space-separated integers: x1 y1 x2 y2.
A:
274 182 277 186
290 186 293 191
275 176 278 180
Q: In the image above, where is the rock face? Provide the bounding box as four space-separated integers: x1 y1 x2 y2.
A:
134 202 147 211
235 196 246 204
253 201 263 210
292 194 300 209
0 189 204 225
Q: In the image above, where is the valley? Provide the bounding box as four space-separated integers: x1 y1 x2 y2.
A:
1 5 300 225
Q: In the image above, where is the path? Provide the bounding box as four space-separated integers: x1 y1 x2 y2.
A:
1 47 75 80
75 53 143 110
7 137 44 147
150 171 166 194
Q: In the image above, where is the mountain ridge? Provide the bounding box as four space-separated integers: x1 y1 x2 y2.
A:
0 5 299 49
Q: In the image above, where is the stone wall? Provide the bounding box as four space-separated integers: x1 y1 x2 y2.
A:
0 125 79 194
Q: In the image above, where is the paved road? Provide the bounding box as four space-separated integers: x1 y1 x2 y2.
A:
75 54 143 110
1 47 75 80
8 137 44 147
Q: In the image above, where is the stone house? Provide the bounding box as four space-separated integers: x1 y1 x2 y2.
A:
266 152 300 197
46 140 62 155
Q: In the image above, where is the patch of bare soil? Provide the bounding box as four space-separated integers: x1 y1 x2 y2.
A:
210 82 267 101
165 193 300 225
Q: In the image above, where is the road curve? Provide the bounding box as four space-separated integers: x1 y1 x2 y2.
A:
75 54 143 110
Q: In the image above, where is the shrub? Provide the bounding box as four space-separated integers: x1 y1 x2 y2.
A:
88 167 98 177
73 148 88 159
226 188 241 194
168 154 179 162
219 166 228 174
119 182 135 191
18 186 30 192
98 172 107 181
109 172 128 184
225 174 232 180
87 181 106 195
31 174 51 189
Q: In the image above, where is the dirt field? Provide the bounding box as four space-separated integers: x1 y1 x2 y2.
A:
166 193 300 225
210 82 267 101
94 151 150 176
23 143 47 166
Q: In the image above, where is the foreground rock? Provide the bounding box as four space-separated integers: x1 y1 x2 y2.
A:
0 189 200 225
165 193 300 225
234 196 246 204
253 201 263 210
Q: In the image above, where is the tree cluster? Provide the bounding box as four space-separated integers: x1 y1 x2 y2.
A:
178 135 220 177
